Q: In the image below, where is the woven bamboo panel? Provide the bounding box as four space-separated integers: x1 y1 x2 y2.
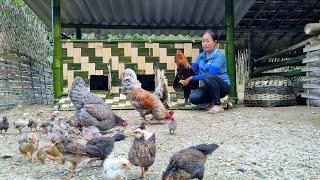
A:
244 76 296 107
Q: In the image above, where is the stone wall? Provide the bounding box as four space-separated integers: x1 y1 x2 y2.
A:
0 48 54 111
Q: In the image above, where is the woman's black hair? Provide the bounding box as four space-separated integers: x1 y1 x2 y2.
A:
202 29 218 41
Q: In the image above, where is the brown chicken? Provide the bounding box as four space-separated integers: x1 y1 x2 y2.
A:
173 50 199 104
18 133 39 163
162 143 219 180
120 68 174 124
37 144 66 165
128 126 156 179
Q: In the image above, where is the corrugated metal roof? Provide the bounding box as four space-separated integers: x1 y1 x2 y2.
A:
23 0 255 35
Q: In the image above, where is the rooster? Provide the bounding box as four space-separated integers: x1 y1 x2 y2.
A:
154 75 171 110
162 143 219 180
120 68 174 124
173 50 199 104
69 76 128 131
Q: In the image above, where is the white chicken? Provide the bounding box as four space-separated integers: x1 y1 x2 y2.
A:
102 155 132 180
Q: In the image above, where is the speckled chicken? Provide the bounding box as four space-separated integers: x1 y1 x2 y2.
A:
173 50 199 104
0 116 9 134
18 133 39 163
70 76 128 131
128 126 156 179
162 143 219 180
120 68 174 124
154 75 171 109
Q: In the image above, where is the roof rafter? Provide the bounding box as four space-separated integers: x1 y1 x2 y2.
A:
248 0 270 27
264 0 289 27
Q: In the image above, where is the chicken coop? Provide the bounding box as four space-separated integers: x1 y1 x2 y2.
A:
59 40 225 109
1 0 319 111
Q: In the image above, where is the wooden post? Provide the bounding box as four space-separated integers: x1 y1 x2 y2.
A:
225 0 237 100
52 0 62 100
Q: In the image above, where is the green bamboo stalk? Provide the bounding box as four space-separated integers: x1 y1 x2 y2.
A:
52 0 62 100
225 0 237 99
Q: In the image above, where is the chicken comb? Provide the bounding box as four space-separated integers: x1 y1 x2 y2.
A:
176 50 191 69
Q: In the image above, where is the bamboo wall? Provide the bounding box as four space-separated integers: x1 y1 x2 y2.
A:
0 48 54 111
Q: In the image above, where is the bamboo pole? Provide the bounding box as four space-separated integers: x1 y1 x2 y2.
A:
225 0 237 99
52 0 62 100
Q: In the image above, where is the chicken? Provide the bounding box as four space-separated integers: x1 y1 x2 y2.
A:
37 144 66 165
28 111 44 131
162 143 219 180
70 76 128 131
165 114 177 135
120 68 174 124
14 113 30 134
128 126 156 179
18 133 39 163
50 130 126 178
82 126 102 141
39 114 56 137
102 155 132 180
0 116 9 134
173 50 199 104
154 75 171 110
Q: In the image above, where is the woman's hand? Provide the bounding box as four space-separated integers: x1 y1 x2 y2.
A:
179 76 192 86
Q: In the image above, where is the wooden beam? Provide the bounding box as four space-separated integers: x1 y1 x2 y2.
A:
62 23 227 30
304 23 320 35
255 36 317 62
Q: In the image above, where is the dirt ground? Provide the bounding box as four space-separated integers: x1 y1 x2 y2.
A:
0 105 319 179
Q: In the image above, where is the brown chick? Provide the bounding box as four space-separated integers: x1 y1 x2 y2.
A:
37 144 66 165
0 116 9 134
28 120 38 132
18 133 39 163
162 143 219 180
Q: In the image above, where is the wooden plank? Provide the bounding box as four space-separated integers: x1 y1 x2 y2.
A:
302 67 320 72
303 44 320 53
303 84 320 89
302 56 320 63
301 92 320 99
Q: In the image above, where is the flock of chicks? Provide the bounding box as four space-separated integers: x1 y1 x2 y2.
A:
0 51 220 179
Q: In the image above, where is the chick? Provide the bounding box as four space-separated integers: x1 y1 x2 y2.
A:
128 127 156 179
0 116 9 134
102 155 132 180
37 144 66 165
18 133 39 163
162 143 219 180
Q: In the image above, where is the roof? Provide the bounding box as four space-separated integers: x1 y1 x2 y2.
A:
23 0 255 35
